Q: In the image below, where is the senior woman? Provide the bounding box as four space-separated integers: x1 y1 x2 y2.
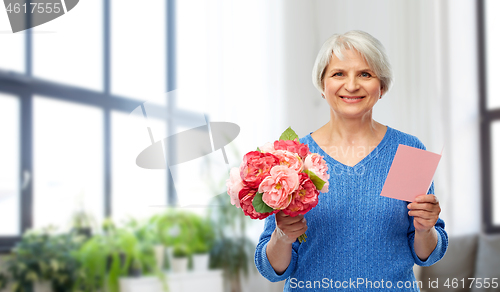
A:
254 30 448 291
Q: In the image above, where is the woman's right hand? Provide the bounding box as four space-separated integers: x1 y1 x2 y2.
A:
274 211 308 245
266 211 308 274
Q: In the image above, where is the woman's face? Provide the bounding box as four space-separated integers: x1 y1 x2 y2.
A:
322 49 383 120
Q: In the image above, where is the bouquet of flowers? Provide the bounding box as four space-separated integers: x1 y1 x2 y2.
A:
226 127 329 242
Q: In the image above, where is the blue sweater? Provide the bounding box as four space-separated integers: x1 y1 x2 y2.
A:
254 126 448 291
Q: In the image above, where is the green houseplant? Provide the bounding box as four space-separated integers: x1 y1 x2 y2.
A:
197 143 256 292
72 217 138 292
121 217 168 291
170 245 190 273
73 216 168 292
3 226 85 292
206 172 256 292
0 272 8 290
69 210 96 239
189 214 215 271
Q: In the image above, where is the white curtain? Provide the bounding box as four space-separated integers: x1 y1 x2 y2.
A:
173 1 286 212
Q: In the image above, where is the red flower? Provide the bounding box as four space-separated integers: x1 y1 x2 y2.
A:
240 151 280 188
238 186 276 220
283 173 319 217
274 140 310 159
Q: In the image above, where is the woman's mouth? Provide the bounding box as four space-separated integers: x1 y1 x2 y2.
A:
340 96 364 100
340 96 365 103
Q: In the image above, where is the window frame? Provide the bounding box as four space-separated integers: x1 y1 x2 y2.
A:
478 0 500 234
0 0 189 252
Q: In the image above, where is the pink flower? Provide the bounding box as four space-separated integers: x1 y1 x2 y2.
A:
239 187 275 220
240 151 280 188
304 153 330 193
259 142 275 153
270 150 304 172
283 173 319 217
226 167 244 208
274 140 310 159
258 165 299 210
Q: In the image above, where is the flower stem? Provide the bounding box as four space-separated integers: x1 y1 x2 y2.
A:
298 233 307 243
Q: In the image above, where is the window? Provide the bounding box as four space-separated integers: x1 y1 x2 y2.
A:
33 96 104 229
0 94 20 236
479 0 500 233
0 0 187 252
0 0 284 251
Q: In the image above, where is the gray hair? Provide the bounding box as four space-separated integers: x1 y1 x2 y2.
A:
312 30 393 94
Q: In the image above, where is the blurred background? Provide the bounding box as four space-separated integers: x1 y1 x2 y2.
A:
0 0 499 291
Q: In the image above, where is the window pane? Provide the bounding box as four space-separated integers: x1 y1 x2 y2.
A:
169 122 228 209
111 110 166 223
176 0 210 113
0 93 20 235
33 96 104 230
33 1 103 91
111 0 166 105
492 121 500 225
486 0 500 109
0 12 25 73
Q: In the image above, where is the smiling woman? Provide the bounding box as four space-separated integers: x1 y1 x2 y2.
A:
254 30 449 292
322 50 384 122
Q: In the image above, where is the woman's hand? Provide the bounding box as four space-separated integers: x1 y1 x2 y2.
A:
266 211 308 274
408 194 441 261
407 194 441 232
273 211 308 245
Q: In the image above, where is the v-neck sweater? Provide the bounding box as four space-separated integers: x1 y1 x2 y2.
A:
254 126 448 291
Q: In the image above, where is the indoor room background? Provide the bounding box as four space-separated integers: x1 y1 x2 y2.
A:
0 0 498 291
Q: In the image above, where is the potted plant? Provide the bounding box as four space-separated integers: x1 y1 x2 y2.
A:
122 217 168 279
189 215 215 272
72 217 138 292
3 226 85 292
155 210 197 272
191 241 210 272
137 214 168 271
208 191 256 292
69 210 95 239
170 245 190 274
0 272 8 290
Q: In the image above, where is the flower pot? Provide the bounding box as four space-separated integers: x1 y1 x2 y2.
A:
71 227 92 239
128 266 142 277
154 244 165 270
170 257 189 273
106 252 126 272
34 281 52 292
192 253 210 271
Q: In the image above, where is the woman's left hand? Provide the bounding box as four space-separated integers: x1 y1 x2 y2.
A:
407 194 441 233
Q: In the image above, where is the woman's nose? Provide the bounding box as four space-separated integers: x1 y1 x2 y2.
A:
344 77 359 92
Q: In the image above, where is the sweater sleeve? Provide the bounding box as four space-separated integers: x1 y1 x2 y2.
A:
254 214 300 282
407 181 449 266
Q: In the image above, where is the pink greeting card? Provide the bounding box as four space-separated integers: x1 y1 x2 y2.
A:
380 144 442 202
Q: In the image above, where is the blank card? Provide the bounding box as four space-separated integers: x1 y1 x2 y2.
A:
380 144 442 202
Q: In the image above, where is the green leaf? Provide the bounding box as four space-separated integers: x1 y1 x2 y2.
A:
279 127 299 141
256 147 262 152
252 192 274 213
304 170 326 190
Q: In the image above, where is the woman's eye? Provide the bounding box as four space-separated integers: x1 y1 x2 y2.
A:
332 72 343 77
360 72 372 78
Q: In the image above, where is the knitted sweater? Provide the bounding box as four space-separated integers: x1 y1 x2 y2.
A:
254 126 448 291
